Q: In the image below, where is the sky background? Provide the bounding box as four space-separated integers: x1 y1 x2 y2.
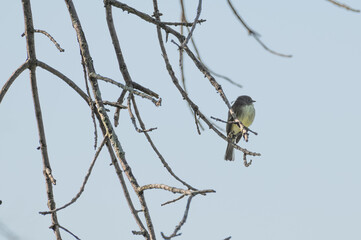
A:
1 0 361 240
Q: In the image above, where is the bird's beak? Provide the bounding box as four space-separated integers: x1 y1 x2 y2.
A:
252 100 256 102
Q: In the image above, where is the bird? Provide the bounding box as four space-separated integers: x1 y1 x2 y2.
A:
224 95 256 161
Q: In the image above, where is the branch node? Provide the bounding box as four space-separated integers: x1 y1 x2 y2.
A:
45 167 56 185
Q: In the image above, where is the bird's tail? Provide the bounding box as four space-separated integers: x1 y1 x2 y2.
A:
224 142 235 161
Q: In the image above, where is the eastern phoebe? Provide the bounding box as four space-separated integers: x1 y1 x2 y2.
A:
224 95 256 161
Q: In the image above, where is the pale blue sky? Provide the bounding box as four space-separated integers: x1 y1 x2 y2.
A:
1 1 360 239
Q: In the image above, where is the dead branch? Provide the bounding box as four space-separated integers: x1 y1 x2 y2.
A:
39 135 108 215
227 0 292 58
90 72 161 106
137 184 215 196
34 29 65 52
161 196 194 239
326 0 360 12
131 96 198 190
0 61 29 103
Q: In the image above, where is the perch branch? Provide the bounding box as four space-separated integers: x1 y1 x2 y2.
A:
154 11 261 159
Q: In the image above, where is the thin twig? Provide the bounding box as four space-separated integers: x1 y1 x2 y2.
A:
40 135 108 215
180 2 240 88
114 89 127 127
326 0 360 12
80 51 98 150
102 100 127 109
161 196 194 239
57 225 81 240
131 96 198 190
161 194 186 206
181 0 202 48
0 61 29 103
36 60 88 101
178 3 206 132
109 0 185 42
127 94 157 133
21 29 65 52
227 0 292 58
34 29 64 52
131 81 160 99
162 19 206 26
90 72 161 106
194 110 201 135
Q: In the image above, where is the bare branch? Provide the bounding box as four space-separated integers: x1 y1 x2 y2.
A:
326 0 360 12
161 196 194 239
65 1 155 237
0 61 29 104
137 184 215 196
36 60 89 101
131 96 198 190
161 194 186 206
114 89 127 127
162 19 206 26
34 29 65 52
80 50 98 150
108 0 185 42
131 81 160 99
90 72 161 106
102 100 127 109
39 135 108 215
22 0 62 238
57 225 80 240
181 0 202 48
227 0 292 58
194 110 201 135
127 94 158 133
